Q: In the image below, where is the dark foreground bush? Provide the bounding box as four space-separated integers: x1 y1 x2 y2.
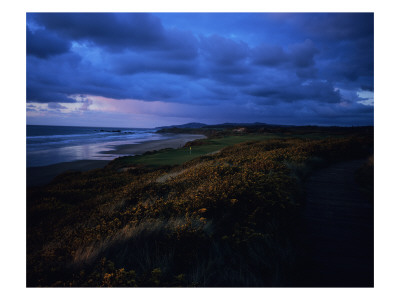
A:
27 133 373 287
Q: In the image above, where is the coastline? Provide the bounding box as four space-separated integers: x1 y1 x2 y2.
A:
27 134 206 187
100 134 206 155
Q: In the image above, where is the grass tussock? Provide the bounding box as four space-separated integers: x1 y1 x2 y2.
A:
27 131 373 287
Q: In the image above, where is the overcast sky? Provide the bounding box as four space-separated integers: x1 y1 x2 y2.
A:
26 13 373 127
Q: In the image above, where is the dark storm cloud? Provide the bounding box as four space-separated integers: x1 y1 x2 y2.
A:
246 80 341 104
198 34 252 83
26 13 374 126
200 34 249 65
30 13 199 60
289 39 319 68
251 39 319 70
252 45 287 67
26 26 70 58
292 13 374 41
320 38 373 85
108 51 199 76
361 85 374 92
263 14 374 90
27 53 85 103
158 28 199 60
27 87 76 103
31 13 165 50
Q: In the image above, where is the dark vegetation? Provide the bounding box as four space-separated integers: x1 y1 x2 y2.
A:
27 126 373 287
107 135 282 169
355 155 374 202
156 123 372 138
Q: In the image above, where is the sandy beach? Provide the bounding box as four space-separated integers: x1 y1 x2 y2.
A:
27 134 206 187
101 134 206 155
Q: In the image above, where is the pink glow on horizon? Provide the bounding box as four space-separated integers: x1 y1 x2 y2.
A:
80 95 186 117
26 94 200 127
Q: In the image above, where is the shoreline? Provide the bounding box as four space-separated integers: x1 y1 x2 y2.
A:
27 134 206 187
100 134 206 155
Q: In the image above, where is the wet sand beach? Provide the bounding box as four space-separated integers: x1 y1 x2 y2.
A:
101 134 206 155
27 134 206 187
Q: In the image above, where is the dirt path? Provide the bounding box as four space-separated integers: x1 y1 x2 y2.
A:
299 159 373 287
155 170 185 183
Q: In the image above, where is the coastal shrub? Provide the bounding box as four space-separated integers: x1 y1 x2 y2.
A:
355 155 374 202
27 131 373 287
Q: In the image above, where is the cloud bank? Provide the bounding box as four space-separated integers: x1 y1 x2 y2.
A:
26 13 374 127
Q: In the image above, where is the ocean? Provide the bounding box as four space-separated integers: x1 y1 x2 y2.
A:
27 125 170 167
